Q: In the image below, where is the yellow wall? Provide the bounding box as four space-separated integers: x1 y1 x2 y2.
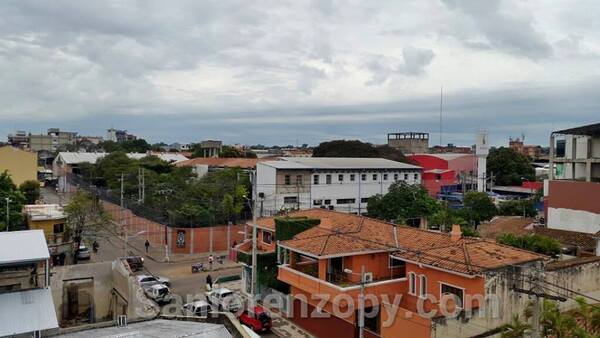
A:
29 219 64 238
0 146 37 186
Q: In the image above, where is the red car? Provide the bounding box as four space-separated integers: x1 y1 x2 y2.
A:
239 306 273 332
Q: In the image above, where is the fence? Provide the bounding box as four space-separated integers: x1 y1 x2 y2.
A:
68 174 247 255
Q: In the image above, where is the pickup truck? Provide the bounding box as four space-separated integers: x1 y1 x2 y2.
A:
205 287 242 312
144 284 173 304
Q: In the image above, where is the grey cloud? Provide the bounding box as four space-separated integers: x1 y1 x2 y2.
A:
442 0 553 60
365 47 435 85
398 47 435 76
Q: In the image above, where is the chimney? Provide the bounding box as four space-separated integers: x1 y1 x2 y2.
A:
450 224 462 242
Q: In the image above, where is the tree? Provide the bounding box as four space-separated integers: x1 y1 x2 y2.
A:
367 182 440 224
487 147 535 186
500 314 531 338
313 140 409 163
463 191 497 224
496 233 561 257
430 203 468 231
498 199 537 218
64 191 111 259
19 180 41 204
0 171 26 231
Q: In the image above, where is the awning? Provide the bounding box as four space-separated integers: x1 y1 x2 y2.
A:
0 288 58 336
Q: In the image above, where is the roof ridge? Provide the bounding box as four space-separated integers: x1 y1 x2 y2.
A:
462 242 473 273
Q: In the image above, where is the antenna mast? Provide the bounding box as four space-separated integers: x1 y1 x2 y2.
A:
439 86 443 146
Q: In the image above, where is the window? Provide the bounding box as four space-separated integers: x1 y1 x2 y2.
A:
313 199 322 206
389 256 405 268
360 197 370 203
408 273 416 295
361 173 367 181
350 174 355 181
394 173 398 181
364 306 380 334
263 231 273 244
419 275 427 297
338 174 344 182
53 223 64 234
336 198 356 204
284 175 291 185
372 174 378 180
383 173 388 180
441 283 464 308
326 174 332 184
324 199 331 205
404 173 409 180
283 196 298 204
296 175 303 185
414 173 419 180
313 175 319 185
436 174 442 180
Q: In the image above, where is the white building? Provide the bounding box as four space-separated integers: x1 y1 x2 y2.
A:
256 157 422 216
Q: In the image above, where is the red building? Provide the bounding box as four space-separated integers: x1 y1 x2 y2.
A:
407 153 477 196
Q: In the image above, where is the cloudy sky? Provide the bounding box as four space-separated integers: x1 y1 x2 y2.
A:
1 0 599 147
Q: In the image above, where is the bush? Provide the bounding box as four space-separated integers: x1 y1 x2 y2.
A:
497 233 561 257
275 217 320 241
498 199 537 218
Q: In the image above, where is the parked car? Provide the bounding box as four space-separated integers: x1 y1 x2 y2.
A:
136 274 171 288
144 284 173 304
123 256 144 271
239 306 273 332
182 300 212 317
205 288 242 312
77 245 91 260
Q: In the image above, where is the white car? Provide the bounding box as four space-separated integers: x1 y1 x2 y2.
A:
77 245 91 260
137 274 171 288
182 300 212 317
144 284 173 304
205 288 242 312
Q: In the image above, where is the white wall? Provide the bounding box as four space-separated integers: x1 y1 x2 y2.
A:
547 207 600 234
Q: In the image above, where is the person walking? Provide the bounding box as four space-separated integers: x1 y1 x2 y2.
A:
144 240 150 253
206 274 213 291
208 254 214 271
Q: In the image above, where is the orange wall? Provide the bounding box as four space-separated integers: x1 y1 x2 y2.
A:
258 229 276 252
343 252 405 282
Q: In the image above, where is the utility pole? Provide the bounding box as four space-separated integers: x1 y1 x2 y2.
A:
251 170 258 304
439 86 443 146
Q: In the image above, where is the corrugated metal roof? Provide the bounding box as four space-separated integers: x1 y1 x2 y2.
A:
0 288 58 336
57 319 232 337
410 153 474 161
57 152 188 164
0 230 49 264
260 157 421 170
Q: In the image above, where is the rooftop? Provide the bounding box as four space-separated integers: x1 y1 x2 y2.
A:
56 152 188 165
176 157 267 169
553 122 600 136
56 319 232 338
479 216 535 240
23 204 65 221
278 209 544 276
0 230 49 265
0 288 58 336
409 153 475 161
260 157 421 170
533 227 597 250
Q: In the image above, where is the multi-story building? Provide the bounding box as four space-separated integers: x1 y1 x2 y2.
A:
509 137 542 159
0 146 37 186
23 204 75 266
546 122 600 234
106 128 137 143
7 130 29 148
256 157 422 216
407 153 477 197
387 132 429 154
197 140 223 157
29 128 78 152
275 209 548 338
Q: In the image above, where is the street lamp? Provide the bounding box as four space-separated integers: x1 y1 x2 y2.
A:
4 197 11 232
345 265 367 338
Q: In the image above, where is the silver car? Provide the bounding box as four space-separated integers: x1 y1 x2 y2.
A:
137 274 171 288
77 245 91 260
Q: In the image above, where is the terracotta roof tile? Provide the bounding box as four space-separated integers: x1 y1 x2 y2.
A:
176 157 268 169
479 216 534 240
533 228 597 250
276 209 545 276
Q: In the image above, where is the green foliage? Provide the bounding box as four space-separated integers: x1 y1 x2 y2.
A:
500 314 531 338
487 147 535 186
498 199 537 217
19 180 41 204
367 182 440 223
312 140 409 163
460 225 480 237
64 191 111 246
496 233 561 257
191 145 256 158
98 138 151 153
275 217 321 241
430 204 468 231
463 191 497 223
0 171 26 231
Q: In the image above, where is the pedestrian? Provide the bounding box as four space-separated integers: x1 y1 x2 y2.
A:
208 254 214 270
144 240 150 253
206 274 213 290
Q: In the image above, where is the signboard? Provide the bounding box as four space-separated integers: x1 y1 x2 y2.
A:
176 230 186 248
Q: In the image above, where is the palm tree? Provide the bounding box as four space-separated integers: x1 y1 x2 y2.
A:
571 297 600 336
541 300 579 338
500 314 532 338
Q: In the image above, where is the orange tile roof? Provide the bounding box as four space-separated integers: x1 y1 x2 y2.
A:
277 209 545 276
479 216 534 240
175 157 268 169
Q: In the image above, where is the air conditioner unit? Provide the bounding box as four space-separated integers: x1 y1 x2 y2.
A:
363 272 373 283
117 315 128 327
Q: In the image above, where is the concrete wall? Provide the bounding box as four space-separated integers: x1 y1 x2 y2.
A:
0 146 37 186
547 180 600 234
